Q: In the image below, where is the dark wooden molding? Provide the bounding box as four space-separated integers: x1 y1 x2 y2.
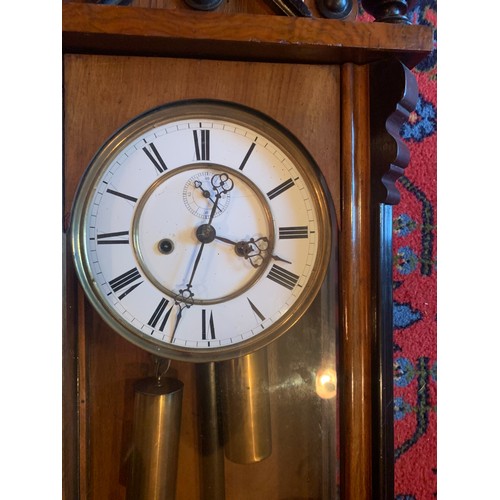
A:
371 204 395 500
368 58 418 500
62 3 433 68
369 59 418 205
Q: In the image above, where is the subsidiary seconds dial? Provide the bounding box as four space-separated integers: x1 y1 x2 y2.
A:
71 100 331 361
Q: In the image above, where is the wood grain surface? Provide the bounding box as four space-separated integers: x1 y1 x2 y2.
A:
62 3 432 68
339 63 373 500
63 54 341 228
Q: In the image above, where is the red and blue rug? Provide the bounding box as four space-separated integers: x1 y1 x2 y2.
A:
358 2 437 498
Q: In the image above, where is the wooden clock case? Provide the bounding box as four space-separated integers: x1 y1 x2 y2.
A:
62 2 433 499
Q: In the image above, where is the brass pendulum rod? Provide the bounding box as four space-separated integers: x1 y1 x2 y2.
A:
196 362 226 500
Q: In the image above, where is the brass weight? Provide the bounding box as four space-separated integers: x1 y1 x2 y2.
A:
217 348 272 464
127 377 184 500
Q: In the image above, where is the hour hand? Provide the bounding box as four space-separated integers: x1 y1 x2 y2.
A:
214 234 291 268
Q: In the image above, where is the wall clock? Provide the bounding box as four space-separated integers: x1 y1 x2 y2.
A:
62 2 432 499
71 99 331 362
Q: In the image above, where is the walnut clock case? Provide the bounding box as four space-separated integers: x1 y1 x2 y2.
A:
63 2 433 500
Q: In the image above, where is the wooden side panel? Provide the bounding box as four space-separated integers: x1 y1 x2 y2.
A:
339 63 372 500
62 233 78 500
63 54 341 499
369 59 418 500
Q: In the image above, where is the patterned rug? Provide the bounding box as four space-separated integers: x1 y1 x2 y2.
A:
358 2 438 498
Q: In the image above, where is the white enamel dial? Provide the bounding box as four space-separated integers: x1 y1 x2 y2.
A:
72 100 331 361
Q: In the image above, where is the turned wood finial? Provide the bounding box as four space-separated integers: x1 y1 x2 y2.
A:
361 0 416 24
315 0 354 19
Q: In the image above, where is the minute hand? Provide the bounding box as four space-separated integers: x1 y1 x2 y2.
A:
182 173 233 290
185 190 222 287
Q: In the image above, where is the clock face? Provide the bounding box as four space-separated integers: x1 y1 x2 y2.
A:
71 100 331 361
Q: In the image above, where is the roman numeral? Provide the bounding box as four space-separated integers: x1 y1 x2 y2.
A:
193 129 210 161
239 141 256 170
109 267 143 299
267 178 294 200
278 226 309 239
96 230 129 245
142 142 168 173
267 264 299 290
148 298 174 332
106 189 138 203
247 298 265 322
201 309 216 340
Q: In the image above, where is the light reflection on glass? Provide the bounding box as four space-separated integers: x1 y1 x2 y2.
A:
315 367 337 399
